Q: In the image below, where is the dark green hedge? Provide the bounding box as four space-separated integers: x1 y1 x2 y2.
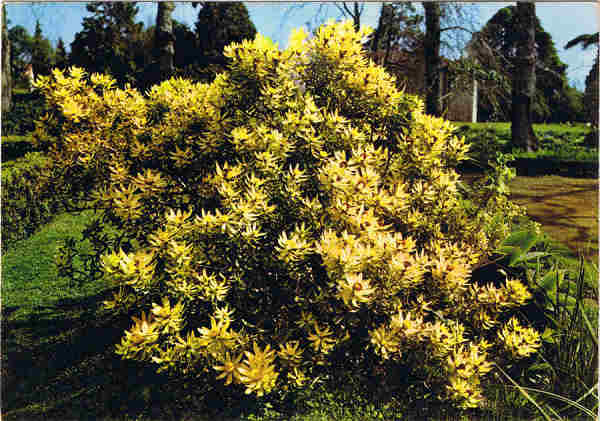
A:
2 135 37 162
1 158 66 252
1 91 49 136
455 123 598 177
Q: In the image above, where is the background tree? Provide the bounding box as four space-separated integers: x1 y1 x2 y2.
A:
54 37 68 70
421 3 479 117
194 1 256 75
2 4 12 113
172 21 199 75
369 2 422 67
334 2 364 33
423 3 442 116
8 22 55 87
154 2 175 80
565 32 598 128
30 20 54 77
8 25 33 85
472 5 579 123
70 2 143 86
511 2 537 152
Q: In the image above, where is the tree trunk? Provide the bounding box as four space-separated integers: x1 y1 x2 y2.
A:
155 1 175 79
370 4 386 54
2 4 12 115
353 2 360 33
511 2 538 152
423 2 441 116
338 2 361 34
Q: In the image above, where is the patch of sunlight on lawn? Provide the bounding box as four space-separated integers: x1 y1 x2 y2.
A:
1 210 109 322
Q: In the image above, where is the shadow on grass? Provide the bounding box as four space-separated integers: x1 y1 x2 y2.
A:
507 177 598 260
1 289 217 421
509 183 598 202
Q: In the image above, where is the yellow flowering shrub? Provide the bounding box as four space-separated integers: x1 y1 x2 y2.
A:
35 20 541 409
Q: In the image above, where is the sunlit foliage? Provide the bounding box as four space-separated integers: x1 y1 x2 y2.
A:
35 20 540 409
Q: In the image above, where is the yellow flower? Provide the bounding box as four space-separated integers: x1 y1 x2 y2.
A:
498 317 541 359
370 325 399 360
337 272 376 309
308 323 336 354
288 367 308 387
125 311 159 346
214 352 244 385
198 316 235 353
278 341 304 367
238 342 279 397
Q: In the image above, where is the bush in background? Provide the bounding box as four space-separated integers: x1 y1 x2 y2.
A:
1 134 36 162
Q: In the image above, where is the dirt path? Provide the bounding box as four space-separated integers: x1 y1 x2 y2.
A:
508 176 598 259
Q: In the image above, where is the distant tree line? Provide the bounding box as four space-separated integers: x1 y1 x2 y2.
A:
2 1 596 131
5 2 257 92
362 2 590 126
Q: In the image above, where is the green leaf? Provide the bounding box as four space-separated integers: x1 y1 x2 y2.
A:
538 270 561 293
553 292 577 312
513 251 549 264
498 230 540 266
527 361 552 372
540 328 555 344
580 307 598 347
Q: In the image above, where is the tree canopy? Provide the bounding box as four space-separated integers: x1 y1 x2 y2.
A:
8 21 55 87
565 32 598 127
31 20 54 77
473 5 582 123
70 2 144 86
55 38 68 70
8 25 33 80
195 2 257 67
369 2 423 62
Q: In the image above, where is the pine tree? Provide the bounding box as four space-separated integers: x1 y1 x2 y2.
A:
474 5 575 123
195 2 256 66
30 20 53 76
55 38 68 70
70 2 143 86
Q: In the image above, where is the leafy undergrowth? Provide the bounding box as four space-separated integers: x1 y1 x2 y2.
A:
1 151 51 182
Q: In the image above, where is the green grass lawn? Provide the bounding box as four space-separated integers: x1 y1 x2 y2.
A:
454 121 592 136
2 210 107 322
454 122 597 168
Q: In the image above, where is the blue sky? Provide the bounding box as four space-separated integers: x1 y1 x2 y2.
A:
6 2 598 90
